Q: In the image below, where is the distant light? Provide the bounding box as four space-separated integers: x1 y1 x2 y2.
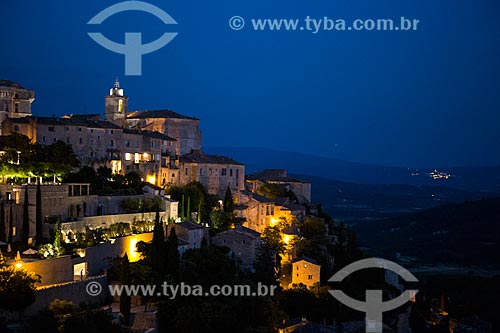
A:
15 262 22 269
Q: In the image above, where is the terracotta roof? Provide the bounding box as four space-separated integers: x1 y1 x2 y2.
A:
292 256 319 266
173 221 205 230
32 116 122 129
180 151 244 166
0 80 26 89
123 129 176 141
247 170 310 184
127 109 198 120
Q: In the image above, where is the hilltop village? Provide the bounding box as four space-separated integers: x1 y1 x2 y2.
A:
0 80 398 333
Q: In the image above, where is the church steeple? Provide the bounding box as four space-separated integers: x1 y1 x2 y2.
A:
105 78 128 127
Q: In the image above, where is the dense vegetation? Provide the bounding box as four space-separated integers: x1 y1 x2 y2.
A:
353 197 500 267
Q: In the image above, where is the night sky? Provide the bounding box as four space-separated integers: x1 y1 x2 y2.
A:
1 0 499 168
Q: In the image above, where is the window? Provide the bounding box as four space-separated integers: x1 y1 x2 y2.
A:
125 140 130 147
110 130 114 135
97 136 100 141
185 168 188 175
42 136 46 143
308 275 313 280
236 169 239 179
221 168 227 176
14 103 19 113
110 139 114 147
65 127 69 131
78 127 82 132
79 138 83 144
230 169 233 177
53 138 57 143
296 267 299 270
200 169 203 176
90 129 93 133
48 127 55 132
125 153 131 161
66 138 70 144
13 125 19 132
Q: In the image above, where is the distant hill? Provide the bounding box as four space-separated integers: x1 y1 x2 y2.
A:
292 174 496 221
352 198 500 267
205 147 500 193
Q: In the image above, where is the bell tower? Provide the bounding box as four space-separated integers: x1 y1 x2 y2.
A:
105 78 128 127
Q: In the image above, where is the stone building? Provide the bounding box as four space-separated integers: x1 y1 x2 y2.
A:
211 225 261 271
0 182 97 242
178 150 245 197
238 192 276 233
291 256 321 288
0 80 34 134
104 79 201 156
0 80 242 192
167 221 208 250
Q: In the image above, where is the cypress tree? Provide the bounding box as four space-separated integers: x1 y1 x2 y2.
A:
186 196 191 221
0 201 6 243
197 201 202 224
36 178 43 245
223 186 234 213
180 195 185 221
8 204 13 244
150 206 165 274
165 227 180 281
53 217 62 249
120 253 131 326
22 186 30 245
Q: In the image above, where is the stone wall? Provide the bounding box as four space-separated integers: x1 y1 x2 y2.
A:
85 233 153 275
22 255 74 286
24 275 111 316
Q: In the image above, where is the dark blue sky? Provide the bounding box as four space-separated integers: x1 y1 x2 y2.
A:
1 0 499 168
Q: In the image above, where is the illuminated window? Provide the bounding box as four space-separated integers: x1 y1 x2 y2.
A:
118 99 123 113
125 153 131 161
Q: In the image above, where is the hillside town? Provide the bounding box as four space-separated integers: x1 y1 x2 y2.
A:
0 80 487 333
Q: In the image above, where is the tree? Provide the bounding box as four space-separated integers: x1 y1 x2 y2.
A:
120 254 131 326
209 210 233 232
36 179 43 246
150 207 165 275
53 217 62 249
165 227 180 281
0 265 40 313
197 201 202 224
262 226 285 254
0 201 5 243
8 204 13 244
223 186 234 213
186 196 191 221
22 186 30 245
257 183 288 199
253 243 278 285
180 195 185 221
